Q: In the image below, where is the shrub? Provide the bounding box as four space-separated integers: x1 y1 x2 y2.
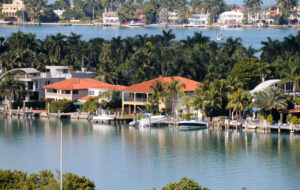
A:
49 100 76 113
162 177 209 190
290 116 299 124
183 113 195 120
266 114 273 123
296 97 300 105
286 114 292 122
82 97 100 113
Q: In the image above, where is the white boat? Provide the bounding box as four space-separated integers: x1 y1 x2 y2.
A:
92 114 115 121
178 120 208 130
217 34 224 41
256 22 265 28
130 115 167 128
127 21 144 27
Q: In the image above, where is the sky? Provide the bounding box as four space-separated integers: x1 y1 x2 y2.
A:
226 0 275 7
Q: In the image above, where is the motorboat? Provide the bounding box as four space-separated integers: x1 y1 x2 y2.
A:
127 21 144 27
130 115 167 128
178 120 208 130
92 111 116 121
217 34 224 41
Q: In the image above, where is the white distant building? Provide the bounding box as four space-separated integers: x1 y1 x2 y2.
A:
53 9 65 18
218 8 246 24
103 11 120 26
185 14 209 27
2 0 25 18
159 9 181 24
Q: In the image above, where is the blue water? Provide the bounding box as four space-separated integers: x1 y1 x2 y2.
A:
0 25 298 49
1 117 300 190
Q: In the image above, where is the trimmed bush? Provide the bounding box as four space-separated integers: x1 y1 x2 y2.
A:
162 177 209 190
290 116 299 124
266 114 273 123
49 100 76 113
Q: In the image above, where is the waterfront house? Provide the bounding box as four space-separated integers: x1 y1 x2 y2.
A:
53 9 65 19
2 0 25 19
44 78 124 103
185 13 209 27
250 79 300 97
102 11 120 26
0 66 95 106
288 6 300 24
218 9 246 24
159 9 181 25
121 76 201 113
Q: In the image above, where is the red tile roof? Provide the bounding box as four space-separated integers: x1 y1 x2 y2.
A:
78 95 96 101
43 78 126 90
232 8 246 13
122 76 202 93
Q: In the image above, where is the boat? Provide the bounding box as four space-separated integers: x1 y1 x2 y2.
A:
178 120 208 130
92 111 115 121
256 21 265 28
127 20 144 27
217 33 224 41
129 115 167 128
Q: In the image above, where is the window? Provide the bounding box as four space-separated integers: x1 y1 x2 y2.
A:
73 90 78 94
89 91 94 95
45 81 51 85
35 81 39 88
65 90 71 94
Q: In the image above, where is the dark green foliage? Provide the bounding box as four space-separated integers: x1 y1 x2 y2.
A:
82 97 100 113
0 169 95 190
49 99 76 113
162 177 209 190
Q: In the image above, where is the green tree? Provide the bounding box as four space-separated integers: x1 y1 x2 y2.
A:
162 177 209 190
148 80 166 113
227 88 250 119
0 73 25 109
252 86 288 119
166 78 186 113
281 56 300 102
243 0 263 10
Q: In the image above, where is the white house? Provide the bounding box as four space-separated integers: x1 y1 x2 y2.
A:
53 9 65 18
103 11 120 26
0 66 95 105
185 14 209 27
218 9 245 24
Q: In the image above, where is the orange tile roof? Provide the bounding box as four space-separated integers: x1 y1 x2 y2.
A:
78 95 96 101
232 8 246 13
123 76 202 93
43 78 126 90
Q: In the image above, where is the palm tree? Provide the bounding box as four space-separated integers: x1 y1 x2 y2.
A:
43 33 67 64
0 73 25 110
166 78 186 113
161 30 175 46
252 86 288 118
149 81 166 113
281 56 300 102
227 88 250 119
203 88 221 119
243 0 263 10
179 95 194 113
260 37 281 63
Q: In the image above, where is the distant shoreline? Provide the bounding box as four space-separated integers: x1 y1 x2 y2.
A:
0 21 299 29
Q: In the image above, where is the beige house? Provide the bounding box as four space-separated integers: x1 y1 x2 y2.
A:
122 76 201 114
2 0 25 17
43 78 124 102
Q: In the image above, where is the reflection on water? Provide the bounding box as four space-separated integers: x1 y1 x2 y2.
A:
1 117 300 190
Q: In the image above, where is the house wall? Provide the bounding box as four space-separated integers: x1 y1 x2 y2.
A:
45 89 88 101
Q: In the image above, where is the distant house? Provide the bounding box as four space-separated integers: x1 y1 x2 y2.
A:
288 6 300 24
218 9 246 24
159 9 181 24
121 76 201 113
185 14 209 27
2 0 25 19
248 12 267 24
43 78 124 103
265 8 281 25
102 11 120 26
53 9 65 18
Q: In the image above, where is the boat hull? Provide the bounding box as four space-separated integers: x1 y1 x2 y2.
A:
178 121 207 130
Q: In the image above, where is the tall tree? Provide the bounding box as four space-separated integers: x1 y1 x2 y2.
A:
243 0 263 10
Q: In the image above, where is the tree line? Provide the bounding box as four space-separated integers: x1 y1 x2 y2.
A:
0 30 299 120
0 169 209 190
